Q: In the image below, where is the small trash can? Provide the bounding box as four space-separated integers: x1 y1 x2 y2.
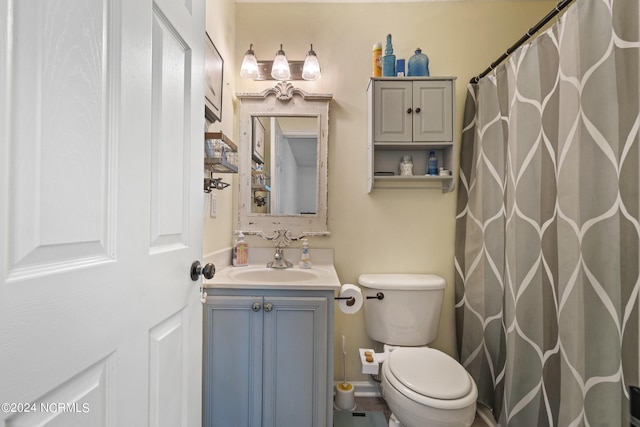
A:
631 386 640 426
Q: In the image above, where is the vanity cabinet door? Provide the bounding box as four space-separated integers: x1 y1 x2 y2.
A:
204 293 329 427
203 295 263 427
262 296 328 427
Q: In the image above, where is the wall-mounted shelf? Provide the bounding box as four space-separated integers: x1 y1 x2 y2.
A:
367 77 457 193
205 132 238 173
251 170 271 192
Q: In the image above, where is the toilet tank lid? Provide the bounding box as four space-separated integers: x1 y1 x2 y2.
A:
358 274 446 290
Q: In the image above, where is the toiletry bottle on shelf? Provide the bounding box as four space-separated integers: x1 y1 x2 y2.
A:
382 34 396 77
400 155 413 176
408 48 430 77
232 231 249 267
427 151 438 175
372 42 382 77
299 239 312 269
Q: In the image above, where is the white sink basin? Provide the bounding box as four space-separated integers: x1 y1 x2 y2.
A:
203 248 341 290
229 267 320 283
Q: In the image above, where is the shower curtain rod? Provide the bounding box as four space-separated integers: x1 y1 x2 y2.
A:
469 0 577 84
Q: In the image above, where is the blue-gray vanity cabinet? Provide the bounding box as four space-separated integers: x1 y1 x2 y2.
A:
203 288 334 427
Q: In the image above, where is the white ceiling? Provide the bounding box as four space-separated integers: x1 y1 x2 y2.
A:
235 0 540 3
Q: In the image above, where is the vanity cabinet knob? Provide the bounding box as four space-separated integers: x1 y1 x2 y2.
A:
263 302 273 312
252 302 262 312
415 107 421 113
406 108 412 114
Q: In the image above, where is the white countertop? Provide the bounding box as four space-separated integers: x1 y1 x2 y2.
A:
204 247 341 291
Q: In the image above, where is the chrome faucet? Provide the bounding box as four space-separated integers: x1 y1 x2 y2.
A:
267 246 293 269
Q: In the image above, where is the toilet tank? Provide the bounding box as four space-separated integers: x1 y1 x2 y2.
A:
358 274 446 346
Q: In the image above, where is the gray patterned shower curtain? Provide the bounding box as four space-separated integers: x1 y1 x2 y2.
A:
454 0 639 425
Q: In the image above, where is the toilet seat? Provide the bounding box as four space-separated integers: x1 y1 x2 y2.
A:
383 347 476 410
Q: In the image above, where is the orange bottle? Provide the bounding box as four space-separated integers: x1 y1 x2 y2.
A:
372 42 382 77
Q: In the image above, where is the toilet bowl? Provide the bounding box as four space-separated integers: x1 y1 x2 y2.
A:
357 273 478 427
380 347 477 427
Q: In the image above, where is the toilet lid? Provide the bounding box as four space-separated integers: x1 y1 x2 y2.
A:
387 347 472 400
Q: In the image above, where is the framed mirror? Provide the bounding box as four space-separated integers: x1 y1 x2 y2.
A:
237 82 332 237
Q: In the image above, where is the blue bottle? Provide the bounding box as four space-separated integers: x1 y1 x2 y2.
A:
427 151 438 175
408 48 430 77
382 34 396 77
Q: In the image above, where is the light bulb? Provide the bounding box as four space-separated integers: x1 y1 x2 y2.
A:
240 44 259 79
270 44 291 81
302 44 321 81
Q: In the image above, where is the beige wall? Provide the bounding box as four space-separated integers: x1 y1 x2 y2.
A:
204 0 238 254
207 0 556 382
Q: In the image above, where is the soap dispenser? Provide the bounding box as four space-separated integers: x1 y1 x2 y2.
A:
299 239 312 269
232 231 249 267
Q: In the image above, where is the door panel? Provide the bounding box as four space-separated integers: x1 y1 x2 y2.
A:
6 0 116 282
150 9 189 251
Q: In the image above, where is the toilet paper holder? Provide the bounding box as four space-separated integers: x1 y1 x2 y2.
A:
335 292 384 306
335 296 356 306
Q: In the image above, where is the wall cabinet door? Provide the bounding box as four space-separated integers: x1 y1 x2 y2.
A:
204 293 329 427
412 80 453 142
373 79 453 142
373 80 413 142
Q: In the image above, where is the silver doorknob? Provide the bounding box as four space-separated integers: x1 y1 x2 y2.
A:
190 261 216 281
263 302 273 312
252 302 262 312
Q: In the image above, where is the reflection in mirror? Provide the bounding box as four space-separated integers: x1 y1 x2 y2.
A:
251 116 318 215
237 83 332 237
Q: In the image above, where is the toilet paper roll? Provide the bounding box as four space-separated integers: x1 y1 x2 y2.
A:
338 284 363 314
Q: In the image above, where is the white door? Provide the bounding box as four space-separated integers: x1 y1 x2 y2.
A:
0 0 206 426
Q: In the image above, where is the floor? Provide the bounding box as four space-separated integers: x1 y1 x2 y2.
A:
354 396 495 427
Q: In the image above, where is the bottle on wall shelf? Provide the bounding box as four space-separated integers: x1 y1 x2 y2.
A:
382 34 396 77
427 151 438 175
299 239 312 269
372 42 382 77
396 59 405 77
408 48 430 77
400 155 413 176
232 231 249 266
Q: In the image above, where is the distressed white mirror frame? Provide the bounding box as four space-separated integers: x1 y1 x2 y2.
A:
237 82 333 238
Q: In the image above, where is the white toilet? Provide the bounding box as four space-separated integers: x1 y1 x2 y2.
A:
359 273 478 427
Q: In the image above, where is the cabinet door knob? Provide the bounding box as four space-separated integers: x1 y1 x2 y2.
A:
406 108 412 114
252 302 262 312
263 302 273 312
415 107 421 113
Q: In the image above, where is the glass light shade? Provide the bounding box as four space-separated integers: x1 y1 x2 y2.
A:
270 44 291 81
240 44 259 79
302 45 321 81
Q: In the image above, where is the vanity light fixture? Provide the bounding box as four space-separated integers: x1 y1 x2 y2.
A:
239 43 322 81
